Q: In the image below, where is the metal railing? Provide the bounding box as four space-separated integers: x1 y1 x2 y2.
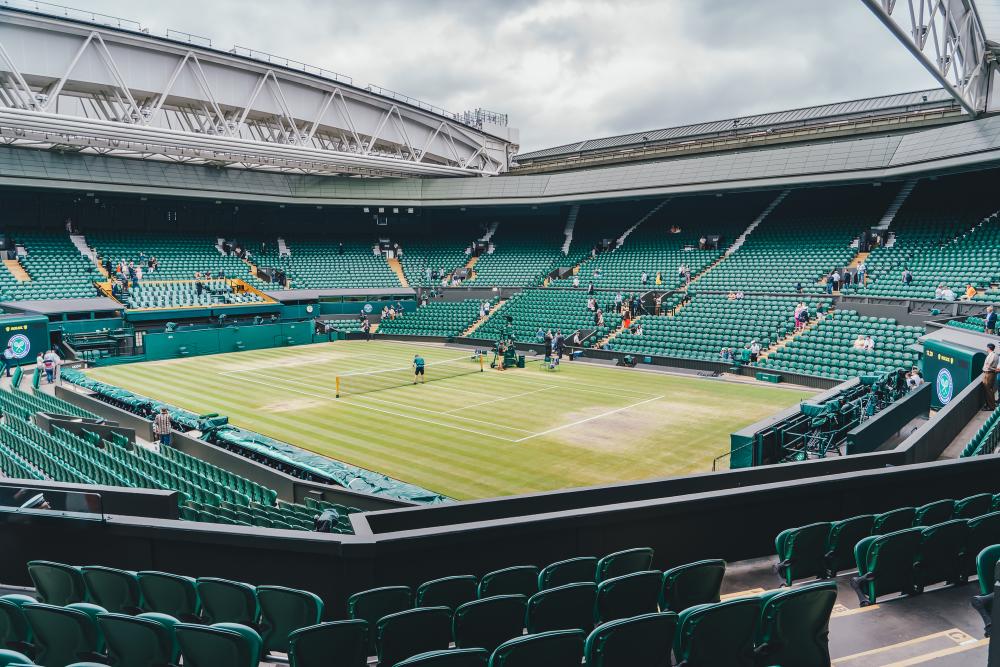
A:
228 46 352 85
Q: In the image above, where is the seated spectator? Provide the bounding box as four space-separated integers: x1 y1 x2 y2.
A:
862 335 875 351
734 290 744 300
727 292 737 300
853 334 866 350
963 284 977 300
634 323 643 336
720 347 733 362
640 271 648 285
572 275 580 288
941 286 957 301
935 284 946 299
902 268 913 284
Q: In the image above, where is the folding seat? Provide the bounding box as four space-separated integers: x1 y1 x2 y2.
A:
672 597 760 667
395 648 489 666
0 649 31 666
256 585 323 655
755 580 837 666
287 620 368 667
773 522 831 586
478 565 538 598
81 566 143 615
416 576 478 612
970 544 1000 637
583 612 675 667
914 499 955 526
452 595 526 654
488 629 584 667
850 527 922 605
913 519 968 592
872 507 915 534
537 557 597 589
195 578 259 627
594 548 653 582
0 595 33 656
955 493 993 520
27 561 86 606
825 515 874 576
375 607 452 667
964 512 1000 577
175 622 262 667
659 560 725 613
525 582 596 634
98 612 180 667
594 571 660 624
23 602 106 667
347 585 412 654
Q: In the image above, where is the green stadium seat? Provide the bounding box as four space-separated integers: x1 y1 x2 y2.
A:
488 629 585 667
873 507 915 535
395 648 489 667
594 548 653 583
80 566 142 615
774 522 831 586
0 595 33 656
594 571 660 624
26 561 86 607
347 586 412 655
452 595 526 654
583 612 676 667
0 649 32 666
673 597 760 667
659 559 726 613
477 566 538 598
525 582 596 634
137 571 200 622
850 528 923 605
955 493 993 520
971 544 1000 636
287 620 368 667
914 499 955 526
98 612 180 667
755 581 837 666
537 557 597 590
376 607 452 667
965 513 1000 578
826 515 875 576
914 520 968 592
22 603 106 667
256 585 323 655
175 622 262 667
195 578 258 626
415 576 478 612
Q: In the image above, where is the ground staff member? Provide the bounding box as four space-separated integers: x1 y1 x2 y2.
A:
1 344 13 378
984 343 998 411
413 354 426 384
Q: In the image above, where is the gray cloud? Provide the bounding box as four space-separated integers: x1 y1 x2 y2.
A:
58 0 938 152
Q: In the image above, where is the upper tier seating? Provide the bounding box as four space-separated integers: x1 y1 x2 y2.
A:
756 310 923 381
607 295 828 361
1 230 102 301
395 221 478 288
694 184 896 293
470 218 567 287
377 299 491 338
254 238 400 289
476 290 622 344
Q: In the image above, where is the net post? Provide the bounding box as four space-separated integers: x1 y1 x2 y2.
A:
335 376 341 398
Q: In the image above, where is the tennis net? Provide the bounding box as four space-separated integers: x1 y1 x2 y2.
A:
335 353 484 397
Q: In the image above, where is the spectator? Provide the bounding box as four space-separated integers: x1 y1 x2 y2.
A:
720 348 733 363
641 271 648 286
587 282 595 295
857 261 866 285
826 273 834 295
553 330 565 359
572 275 580 288
983 343 998 411
749 340 761 362
853 334 866 350
634 322 644 336
1 342 13 378
934 284 945 299
655 271 662 286
862 335 875 352
941 286 957 301
587 297 596 311
536 327 545 343
361 318 372 341
794 281 803 294
544 330 553 357
480 301 490 318
43 349 60 383
596 309 605 328
614 292 623 309
906 369 923 389
338 242 344 255
902 268 913 285
153 407 173 447
571 331 581 346
35 353 44 376
963 284 977 300
985 306 997 334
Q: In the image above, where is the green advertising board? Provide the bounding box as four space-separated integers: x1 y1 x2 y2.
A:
0 314 49 366
923 338 986 410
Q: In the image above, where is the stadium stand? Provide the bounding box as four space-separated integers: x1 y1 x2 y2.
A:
1 230 102 301
253 237 401 289
469 217 568 287
88 233 262 284
121 280 266 309
755 310 923 380
393 219 481 288
475 289 622 344
377 299 493 338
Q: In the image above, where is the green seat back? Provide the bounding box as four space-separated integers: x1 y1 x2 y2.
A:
477 567 538 599
955 494 993 520
915 520 968 590
595 548 654 583
347 586 412 655
594 571 660 624
660 559 726 613
81 566 142 615
826 515 874 576
257 585 323 654
394 648 489 667
537 557 597 590
415 576 477 612
0 649 32 666
756 581 837 666
98 612 178 667
0 595 34 653
489 629 584 667
852 528 923 605
23 602 105 667
967 513 1000 579
196 578 258 626
376 607 452 667
774 522 831 585
526 582 596 634
452 595 526 654
673 597 760 667
27 561 86 606
288 620 368 667
138 571 200 621
176 622 261 667
872 507 915 534
914 499 955 526
584 612 676 667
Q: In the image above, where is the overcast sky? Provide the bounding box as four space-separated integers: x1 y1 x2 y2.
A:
64 0 938 152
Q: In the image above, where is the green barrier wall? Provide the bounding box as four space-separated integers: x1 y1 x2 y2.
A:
0 313 49 366
924 339 985 410
144 322 314 360
48 317 125 335
319 299 416 315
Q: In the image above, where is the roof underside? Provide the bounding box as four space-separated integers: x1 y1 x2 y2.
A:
515 89 960 163
975 0 1000 45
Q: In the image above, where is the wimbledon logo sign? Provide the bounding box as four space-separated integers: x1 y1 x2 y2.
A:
8 334 30 359
935 367 954 406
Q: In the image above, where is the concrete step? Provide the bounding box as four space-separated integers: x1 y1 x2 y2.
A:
386 257 409 287
3 259 30 282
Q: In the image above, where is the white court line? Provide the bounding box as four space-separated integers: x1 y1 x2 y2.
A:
245 368 535 434
513 395 665 443
443 385 556 413
230 371 519 442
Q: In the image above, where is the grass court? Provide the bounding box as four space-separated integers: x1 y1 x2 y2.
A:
84 340 812 500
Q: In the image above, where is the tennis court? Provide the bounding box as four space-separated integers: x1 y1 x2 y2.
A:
84 340 812 499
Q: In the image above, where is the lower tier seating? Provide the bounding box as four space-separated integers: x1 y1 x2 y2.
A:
377 300 491 338
122 280 265 309
476 290 622 344
2 230 102 301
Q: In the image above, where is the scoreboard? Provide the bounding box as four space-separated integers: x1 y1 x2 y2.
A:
0 314 49 367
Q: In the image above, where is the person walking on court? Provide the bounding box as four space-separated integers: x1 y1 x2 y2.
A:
1 343 12 378
412 354 426 384
984 306 997 335
361 317 372 341
983 343 999 411
153 407 173 447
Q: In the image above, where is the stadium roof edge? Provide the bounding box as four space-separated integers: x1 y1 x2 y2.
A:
514 88 960 163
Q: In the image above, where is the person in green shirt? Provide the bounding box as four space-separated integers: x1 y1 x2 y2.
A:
413 354 425 384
